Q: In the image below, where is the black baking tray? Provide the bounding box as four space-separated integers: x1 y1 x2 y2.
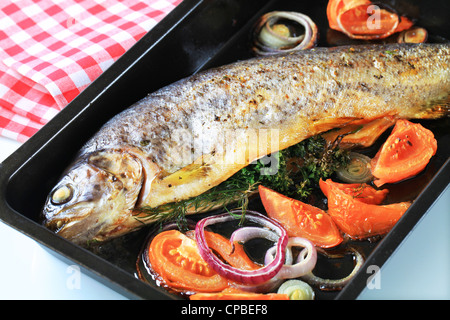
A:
0 0 449 300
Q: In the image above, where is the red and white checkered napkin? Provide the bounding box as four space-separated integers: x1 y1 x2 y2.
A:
0 0 182 142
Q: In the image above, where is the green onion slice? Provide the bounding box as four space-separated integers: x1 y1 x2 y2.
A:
277 279 315 300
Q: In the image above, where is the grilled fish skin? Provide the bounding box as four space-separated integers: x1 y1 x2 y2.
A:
42 43 450 245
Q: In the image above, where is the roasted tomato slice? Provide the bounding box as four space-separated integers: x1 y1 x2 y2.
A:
319 179 388 205
259 185 343 248
147 230 229 293
204 230 260 271
147 229 259 294
327 0 413 40
190 292 289 300
370 119 437 187
325 181 410 239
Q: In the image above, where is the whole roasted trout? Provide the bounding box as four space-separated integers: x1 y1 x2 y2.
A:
42 43 450 245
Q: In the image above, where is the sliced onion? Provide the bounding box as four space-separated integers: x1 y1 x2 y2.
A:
266 237 317 279
233 277 284 294
265 243 294 266
252 11 318 56
232 228 291 293
230 226 294 264
397 27 428 44
238 237 316 293
301 247 364 291
230 226 280 244
195 211 288 285
336 152 373 183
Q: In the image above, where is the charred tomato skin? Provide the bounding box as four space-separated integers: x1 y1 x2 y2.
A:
259 185 343 248
370 119 437 187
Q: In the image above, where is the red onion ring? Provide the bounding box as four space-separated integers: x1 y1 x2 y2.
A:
233 277 284 294
266 237 317 279
229 225 293 267
230 226 280 244
229 226 292 293
234 236 315 292
195 210 288 285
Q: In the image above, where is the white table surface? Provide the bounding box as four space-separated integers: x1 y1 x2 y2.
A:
0 135 449 300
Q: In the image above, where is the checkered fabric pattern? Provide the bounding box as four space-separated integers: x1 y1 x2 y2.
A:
0 0 182 142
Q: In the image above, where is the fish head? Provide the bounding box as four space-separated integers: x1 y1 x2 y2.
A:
43 149 144 245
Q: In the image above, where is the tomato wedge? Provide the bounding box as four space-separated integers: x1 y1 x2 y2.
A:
204 230 260 271
259 185 343 248
319 179 388 205
325 180 410 239
147 229 261 294
370 119 437 187
147 230 229 293
327 0 413 39
190 291 289 300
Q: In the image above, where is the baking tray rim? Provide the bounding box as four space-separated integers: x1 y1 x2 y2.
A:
0 0 449 300
336 158 450 299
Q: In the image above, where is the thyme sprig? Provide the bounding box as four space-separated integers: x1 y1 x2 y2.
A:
135 183 256 230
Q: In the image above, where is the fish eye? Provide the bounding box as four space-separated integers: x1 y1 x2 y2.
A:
51 185 74 205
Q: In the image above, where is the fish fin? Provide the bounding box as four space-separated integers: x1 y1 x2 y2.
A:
159 155 212 188
321 117 396 149
415 95 450 119
310 117 364 133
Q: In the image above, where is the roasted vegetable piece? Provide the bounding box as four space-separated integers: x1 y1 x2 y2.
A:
195 211 288 285
319 178 388 205
397 27 428 44
335 152 373 183
147 230 230 293
190 291 289 300
259 185 343 248
204 230 260 271
146 229 264 294
370 119 437 187
327 0 413 39
277 279 315 300
324 180 410 239
252 11 318 55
